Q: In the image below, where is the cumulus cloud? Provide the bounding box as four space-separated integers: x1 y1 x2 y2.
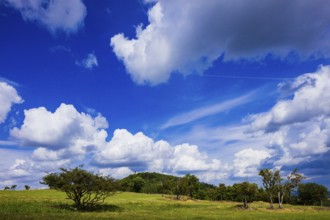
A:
93 129 226 179
233 148 270 177
98 167 134 179
75 53 99 70
247 65 330 167
10 103 108 155
6 103 230 185
267 117 330 167
111 0 330 85
4 0 86 34
249 65 330 132
0 81 23 124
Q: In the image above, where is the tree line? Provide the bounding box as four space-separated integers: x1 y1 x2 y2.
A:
119 169 328 209
4 166 327 211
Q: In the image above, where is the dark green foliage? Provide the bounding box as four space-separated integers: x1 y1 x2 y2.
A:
195 183 217 200
24 185 30 190
3 186 10 190
131 176 146 192
41 167 117 211
232 182 259 208
119 172 217 200
298 183 328 206
119 172 179 194
10 185 17 190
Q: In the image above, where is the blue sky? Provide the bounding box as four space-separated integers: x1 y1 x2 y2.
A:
1 0 330 189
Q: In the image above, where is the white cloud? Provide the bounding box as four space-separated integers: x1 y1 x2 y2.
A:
0 81 23 124
111 0 330 85
161 92 254 129
98 167 134 179
93 129 227 180
249 65 330 132
267 116 330 167
4 0 86 34
76 53 99 70
10 103 108 156
233 148 270 177
6 103 230 184
246 65 330 167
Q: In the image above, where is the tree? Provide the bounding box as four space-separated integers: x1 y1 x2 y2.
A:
174 174 199 199
41 167 117 211
4 186 10 190
259 169 277 208
184 174 199 198
174 177 188 199
275 169 305 208
298 183 328 206
24 185 30 190
233 182 258 208
131 176 146 193
216 183 227 201
10 185 17 190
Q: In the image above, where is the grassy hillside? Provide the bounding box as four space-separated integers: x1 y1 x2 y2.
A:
1 190 330 220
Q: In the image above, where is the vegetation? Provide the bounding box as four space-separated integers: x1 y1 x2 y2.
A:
298 183 328 206
232 182 258 208
1 190 330 220
259 168 277 208
258 168 306 208
41 166 117 210
24 185 30 190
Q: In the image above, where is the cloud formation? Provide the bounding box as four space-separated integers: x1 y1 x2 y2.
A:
4 0 86 34
161 92 254 129
10 103 108 154
249 66 330 132
76 53 99 70
7 103 229 186
111 0 330 85
0 81 23 124
247 66 330 167
93 129 225 177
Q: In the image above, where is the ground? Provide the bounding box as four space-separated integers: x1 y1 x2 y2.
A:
0 190 329 219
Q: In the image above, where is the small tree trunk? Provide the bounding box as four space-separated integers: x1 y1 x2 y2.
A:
278 194 284 209
243 197 249 209
269 195 274 209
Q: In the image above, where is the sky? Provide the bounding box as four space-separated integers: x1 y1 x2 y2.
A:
0 0 330 190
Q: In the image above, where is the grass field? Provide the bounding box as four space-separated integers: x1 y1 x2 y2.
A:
0 190 330 220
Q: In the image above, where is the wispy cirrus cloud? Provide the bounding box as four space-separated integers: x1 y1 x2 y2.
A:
161 91 255 129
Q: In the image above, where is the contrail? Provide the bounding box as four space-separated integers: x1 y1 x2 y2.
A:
203 74 295 81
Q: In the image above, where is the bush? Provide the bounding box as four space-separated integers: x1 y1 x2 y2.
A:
41 167 117 211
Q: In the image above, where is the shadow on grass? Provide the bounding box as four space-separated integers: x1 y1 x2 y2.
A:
52 203 123 212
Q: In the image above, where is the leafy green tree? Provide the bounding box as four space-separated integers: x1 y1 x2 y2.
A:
275 169 305 208
41 167 117 211
131 176 146 193
4 186 10 190
184 174 199 198
298 183 328 206
174 177 188 199
24 185 30 190
10 185 17 190
259 169 277 208
233 182 258 208
216 183 227 201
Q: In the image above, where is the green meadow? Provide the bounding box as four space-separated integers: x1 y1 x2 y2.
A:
0 190 329 220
